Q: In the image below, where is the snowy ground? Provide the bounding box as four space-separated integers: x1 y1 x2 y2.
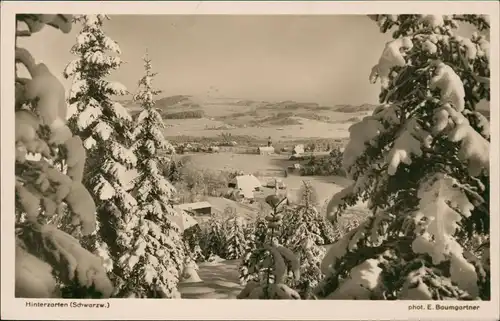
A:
164 117 354 140
166 97 372 300
186 152 354 205
127 95 372 141
179 260 243 299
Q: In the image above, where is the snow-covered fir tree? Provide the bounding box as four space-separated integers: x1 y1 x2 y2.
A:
183 224 205 262
223 214 248 260
318 15 490 300
239 212 269 285
316 212 337 245
63 15 137 280
279 182 327 298
115 51 185 298
238 212 268 283
238 196 301 299
200 213 226 259
251 213 269 246
281 181 335 246
291 237 325 299
245 213 267 249
14 14 113 298
297 179 319 206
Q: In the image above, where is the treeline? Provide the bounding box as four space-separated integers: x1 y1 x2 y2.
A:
299 147 346 177
162 110 205 119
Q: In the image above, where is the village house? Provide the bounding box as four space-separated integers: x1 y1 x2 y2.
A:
228 174 262 199
258 146 275 155
292 144 305 156
168 207 199 233
174 201 212 216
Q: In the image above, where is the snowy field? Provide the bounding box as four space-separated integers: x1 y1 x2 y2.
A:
179 260 243 299
125 95 373 141
163 117 354 140
184 152 355 205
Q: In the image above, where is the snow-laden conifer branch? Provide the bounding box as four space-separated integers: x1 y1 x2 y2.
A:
319 14 490 300
15 14 114 298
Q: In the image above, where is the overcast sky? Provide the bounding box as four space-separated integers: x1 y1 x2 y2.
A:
17 15 487 107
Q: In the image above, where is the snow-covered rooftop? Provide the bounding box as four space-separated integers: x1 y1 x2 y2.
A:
175 201 212 211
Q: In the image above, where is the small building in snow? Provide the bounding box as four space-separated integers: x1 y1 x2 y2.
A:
168 208 199 233
228 174 262 199
266 178 286 190
292 144 305 155
175 201 212 216
259 146 275 155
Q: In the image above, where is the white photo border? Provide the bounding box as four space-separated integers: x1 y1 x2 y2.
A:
1 1 498 320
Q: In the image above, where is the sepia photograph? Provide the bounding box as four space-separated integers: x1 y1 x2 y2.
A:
1 1 499 320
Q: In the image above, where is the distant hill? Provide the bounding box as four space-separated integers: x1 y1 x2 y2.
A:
332 104 377 113
257 100 329 111
125 94 204 119
123 94 488 120
156 95 201 109
124 94 378 113
122 95 199 110
124 94 493 127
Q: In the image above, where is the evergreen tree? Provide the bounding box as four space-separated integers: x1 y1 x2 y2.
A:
163 158 183 184
63 15 137 280
246 213 268 249
318 15 490 300
223 214 248 260
183 224 204 262
291 237 325 299
316 213 337 245
281 181 335 246
14 14 113 298
238 196 301 299
279 182 327 298
239 213 269 285
252 213 269 246
297 180 319 206
115 52 185 298
200 213 225 259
